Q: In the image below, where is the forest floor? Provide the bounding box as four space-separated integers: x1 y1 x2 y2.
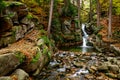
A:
99 16 120 51
33 16 120 80
35 50 120 80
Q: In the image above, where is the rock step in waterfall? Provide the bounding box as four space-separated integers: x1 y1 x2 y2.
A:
81 24 93 53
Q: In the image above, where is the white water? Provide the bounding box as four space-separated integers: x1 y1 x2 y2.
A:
70 68 89 78
81 24 88 47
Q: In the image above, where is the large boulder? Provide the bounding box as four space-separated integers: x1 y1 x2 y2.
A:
0 53 21 76
0 30 53 76
0 1 35 48
11 69 30 80
0 17 13 33
3 1 28 19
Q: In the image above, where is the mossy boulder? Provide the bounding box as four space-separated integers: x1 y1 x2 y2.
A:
0 30 53 76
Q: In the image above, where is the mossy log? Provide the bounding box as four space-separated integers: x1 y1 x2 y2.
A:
0 30 52 76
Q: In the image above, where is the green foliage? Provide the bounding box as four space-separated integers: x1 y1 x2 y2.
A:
113 0 120 15
31 48 41 63
47 51 51 59
92 26 103 34
26 12 33 19
113 29 120 38
0 1 6 14
40 36 50 46
99 0 120 16
15 51 25 63
62 4 77 17
60 46 82 52
97 34 102 39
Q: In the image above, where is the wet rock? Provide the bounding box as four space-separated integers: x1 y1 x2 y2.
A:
11 69 30 80
111 58 117 64
57 67 66 72
85 74 94 79
90 66 97 71
73 61 84 68
0 76 12 80
88 68 95 73
46 71 59 80
49 61 59 68
110 44 120 55
91 52 97 56
83 56 91 60
69 77 80 80
96 76 104 80
108 65 119 74
0 53 20 76
105 73 117 79
97 63 109 72
88 65 97 73
107 57 114 61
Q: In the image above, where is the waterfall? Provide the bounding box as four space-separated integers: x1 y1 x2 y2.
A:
81 24 88 47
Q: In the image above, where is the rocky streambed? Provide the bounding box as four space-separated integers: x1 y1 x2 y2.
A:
35 50 120 80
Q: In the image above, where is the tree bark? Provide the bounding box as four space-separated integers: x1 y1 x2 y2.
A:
77 0 82 37
108 0 112 39
89 0 92 23
97 0 100 27
47 0 54 38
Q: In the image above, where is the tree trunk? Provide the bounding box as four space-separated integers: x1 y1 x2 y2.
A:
77 0 82 37
97 0 100 27
89 0 92 23
47 0 54 38
108 0 112 39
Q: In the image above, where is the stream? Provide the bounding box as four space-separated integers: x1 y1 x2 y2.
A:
81 24 93 53
35 24 119 80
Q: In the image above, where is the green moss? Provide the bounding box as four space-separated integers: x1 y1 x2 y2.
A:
26 12 33 19
97 34 102 39
5 1 23 7
42 45 48 54
15 51 25 63
47 51 52 59
0 1 6 13
60 46 82 52
31 48 41 63
40 35 51 47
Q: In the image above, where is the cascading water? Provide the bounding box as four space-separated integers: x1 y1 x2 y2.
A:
81 24 88 47
81 24 93 53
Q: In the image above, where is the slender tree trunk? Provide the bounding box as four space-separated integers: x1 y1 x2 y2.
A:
47 0 54 37
89 0 92 23
77 0 82 37
97 0 100 27
108 0 112 39
77 0 81 27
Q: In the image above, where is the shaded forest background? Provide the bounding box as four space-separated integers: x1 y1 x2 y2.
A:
0 0 120 46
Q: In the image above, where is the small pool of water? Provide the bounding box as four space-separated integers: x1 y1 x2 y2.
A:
59 46 96 53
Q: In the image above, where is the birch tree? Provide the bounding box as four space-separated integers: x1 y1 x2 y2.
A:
89 0 92 23
97 0 100 27
108 0 112 39
47 0 54 38
77 0 82 37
